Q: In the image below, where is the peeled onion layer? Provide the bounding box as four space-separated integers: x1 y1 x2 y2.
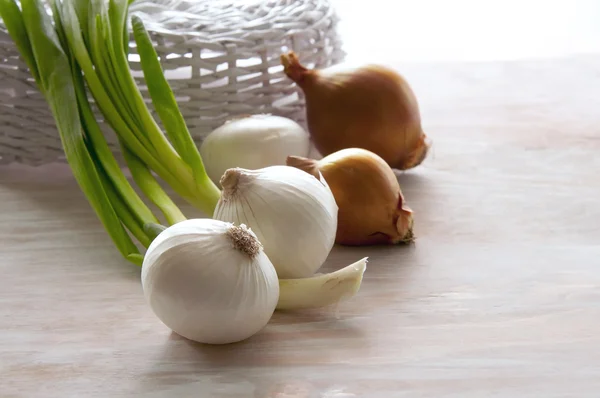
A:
277 257 368 310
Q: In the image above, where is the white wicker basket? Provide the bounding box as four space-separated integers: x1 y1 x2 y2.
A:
0 0 344 166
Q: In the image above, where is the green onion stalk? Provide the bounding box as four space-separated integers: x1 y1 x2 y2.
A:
0 0 221 265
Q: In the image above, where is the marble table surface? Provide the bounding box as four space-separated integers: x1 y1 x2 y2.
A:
2 32 600 398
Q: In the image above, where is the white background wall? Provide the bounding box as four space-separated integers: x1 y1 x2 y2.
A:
330 0 600 63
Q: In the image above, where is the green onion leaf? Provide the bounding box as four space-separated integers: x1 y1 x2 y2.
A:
17 0 141 262
131 15 222 215
143 223 167 241
60 1 164 173
121 146 187 226
73 63 160 229
63 0 203 206
0 0 41 85
130 15 207 176
127 253 144 266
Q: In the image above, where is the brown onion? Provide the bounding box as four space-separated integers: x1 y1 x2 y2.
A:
280 52 430 171
286 148 414 246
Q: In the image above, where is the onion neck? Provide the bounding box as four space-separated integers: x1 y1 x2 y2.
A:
280 52 310 86
219 168 243 198
286 155 320 179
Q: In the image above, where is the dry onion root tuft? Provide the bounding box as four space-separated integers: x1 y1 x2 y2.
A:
287 148 415 246
280 51 430 171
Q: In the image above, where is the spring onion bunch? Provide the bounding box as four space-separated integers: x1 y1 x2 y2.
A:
0 0 221 265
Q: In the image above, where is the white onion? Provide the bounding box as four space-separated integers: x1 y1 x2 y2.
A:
213 165 338 279
200 114 311 184
141 218 279 345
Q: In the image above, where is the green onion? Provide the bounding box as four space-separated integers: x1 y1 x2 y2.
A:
1 0 223 264
0 0 40 86
121 146 187 226
130 16 214 191
62 0 221 215
1 0 142 263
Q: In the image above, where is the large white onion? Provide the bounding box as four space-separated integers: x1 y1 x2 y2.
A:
200 114 311 184
141 218 279 345
213 165 338 279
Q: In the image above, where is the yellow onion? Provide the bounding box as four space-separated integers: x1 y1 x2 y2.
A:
280 52 430 171
286 148 414 246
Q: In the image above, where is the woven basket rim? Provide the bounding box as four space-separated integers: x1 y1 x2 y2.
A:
132 0 338 44
1 0 340 40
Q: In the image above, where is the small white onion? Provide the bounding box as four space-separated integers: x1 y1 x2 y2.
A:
141 218 279 345
213 165 338 279
200 114 311 184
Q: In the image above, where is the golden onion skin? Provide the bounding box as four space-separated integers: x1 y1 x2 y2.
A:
281 52 430 171
287 148 414 246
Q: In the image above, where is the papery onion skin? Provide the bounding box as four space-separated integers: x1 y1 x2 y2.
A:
200 114 311 185
213 165 338 279
141 218 279 345
287 148 414 246
281 52 430 171
277 257 368 310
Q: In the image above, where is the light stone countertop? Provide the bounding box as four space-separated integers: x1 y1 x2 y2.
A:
2 48 600 397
